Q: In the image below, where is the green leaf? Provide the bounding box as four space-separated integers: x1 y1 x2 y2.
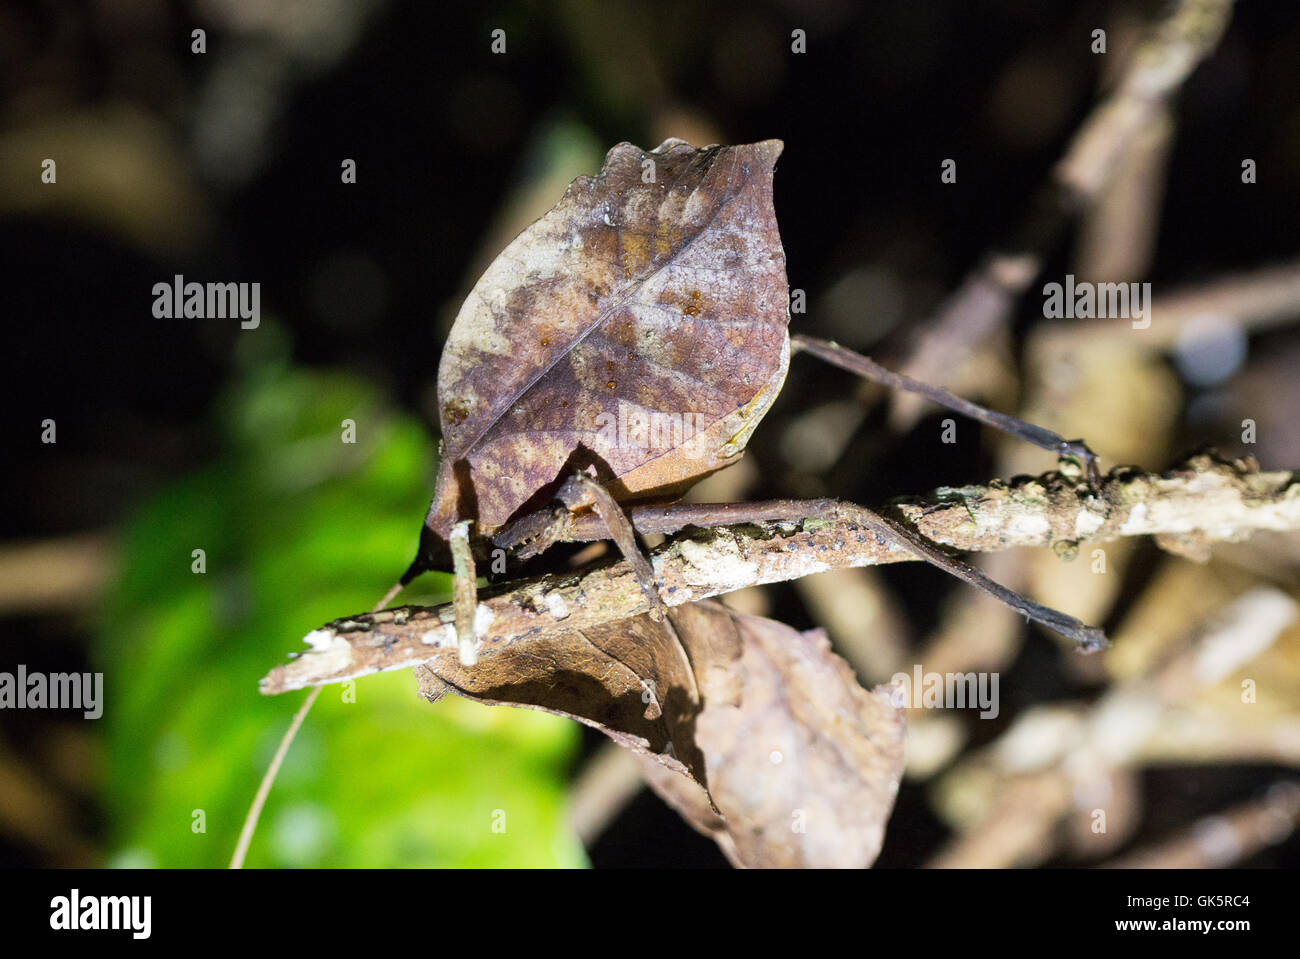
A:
98 363 585 868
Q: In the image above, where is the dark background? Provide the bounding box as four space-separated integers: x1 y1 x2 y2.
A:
3 0 1299 868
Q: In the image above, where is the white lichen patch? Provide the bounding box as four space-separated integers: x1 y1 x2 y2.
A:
421 606 493 651
296 630 354 677
1120 502 1150 535
421 627 455 647
1073 508 1106 539
474 603 495 636
677 535 758 590
544 592 571 619
1004 510 1051 540
303 628 336 652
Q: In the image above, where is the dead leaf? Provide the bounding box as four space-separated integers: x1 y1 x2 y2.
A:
414 599 906 868
393 137 900 866
691 618 906 867
421 138 790 548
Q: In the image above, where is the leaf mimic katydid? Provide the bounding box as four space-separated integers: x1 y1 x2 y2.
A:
386 138 1107 663
237 138 1108 867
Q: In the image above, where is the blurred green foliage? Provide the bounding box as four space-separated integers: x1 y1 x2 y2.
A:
97 330 585 867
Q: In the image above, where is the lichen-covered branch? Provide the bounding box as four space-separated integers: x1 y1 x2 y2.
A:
260 453 1299 694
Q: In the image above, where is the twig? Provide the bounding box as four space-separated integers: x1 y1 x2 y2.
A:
260 453 1299 694
513 469 1110 647
890 0 1237 427
1033 257 1300 353
1053 0 1237 201
229 686 320 868
926 583 1298 868
1101 782 1300 868
233 581 402 866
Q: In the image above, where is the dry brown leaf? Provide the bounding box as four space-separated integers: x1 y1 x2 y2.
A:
419 138 790 553
414 599 905 868
358 138 898 866
671 614 907 868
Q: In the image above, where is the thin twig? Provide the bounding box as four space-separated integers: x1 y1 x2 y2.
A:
260 453 1300 694
1054 0 1237 201
514 478 1108 647
229 685 320 869
233 582 402 866
1033 257 1300 354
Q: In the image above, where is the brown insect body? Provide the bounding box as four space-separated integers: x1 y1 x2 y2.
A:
407 138 791 580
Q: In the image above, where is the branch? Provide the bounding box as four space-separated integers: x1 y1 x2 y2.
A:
890 0 1237 427
1054 0 1236 200
1101 782 1300 869
1033 257 1300 354
260 453 1299 694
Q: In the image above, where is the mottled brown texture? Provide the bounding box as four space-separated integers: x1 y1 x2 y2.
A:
415 610 712 781
422 138 789 544
413 600 904 868
646 614 906 868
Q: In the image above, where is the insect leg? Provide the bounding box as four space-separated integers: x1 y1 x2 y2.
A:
565 473 667 622
449 521 479 666
791 334 1100 484
529 493 1108 651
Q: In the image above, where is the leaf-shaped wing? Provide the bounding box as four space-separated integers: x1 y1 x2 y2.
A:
413 600 906 868
423 138 789 542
